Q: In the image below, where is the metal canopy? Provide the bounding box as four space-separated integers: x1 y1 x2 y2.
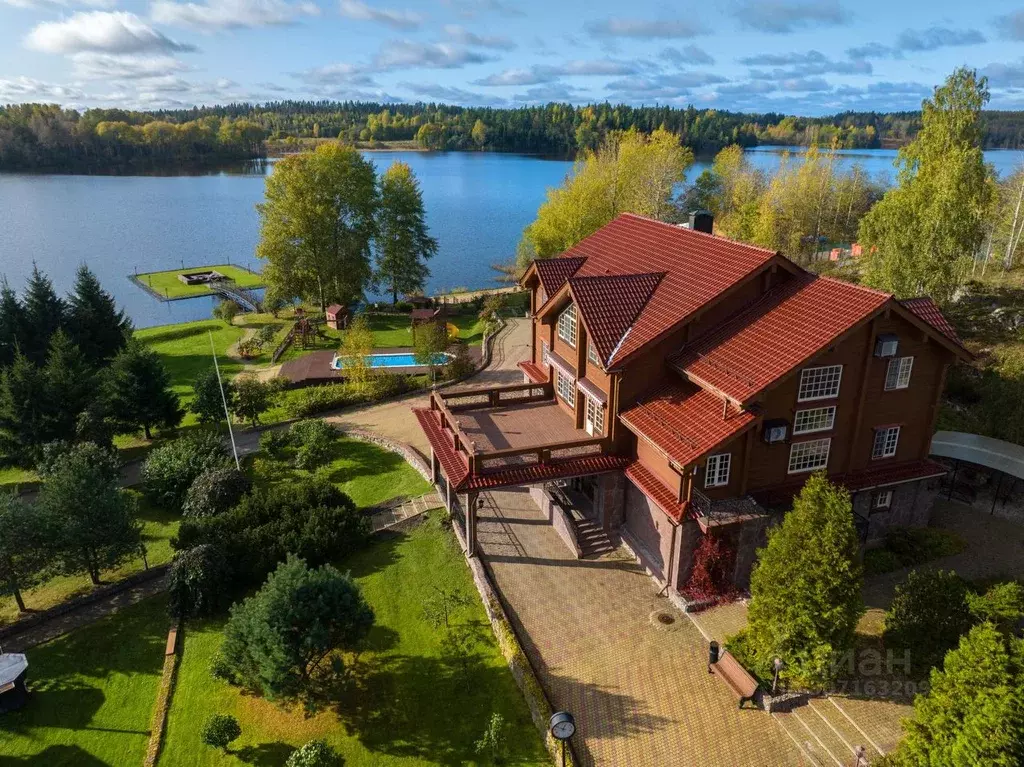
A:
0 654 28 688
930 431 1024 481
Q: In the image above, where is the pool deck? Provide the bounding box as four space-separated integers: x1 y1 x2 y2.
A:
278 346 481 387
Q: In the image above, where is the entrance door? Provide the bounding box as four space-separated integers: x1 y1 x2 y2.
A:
585 396 603 436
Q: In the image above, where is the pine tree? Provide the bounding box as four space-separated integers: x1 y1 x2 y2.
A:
66 265 132 366
0 279 26 369
374 161 437 304
22 265 65 365
104 341 183 439
728 473 864 688
0 493 56 613
0 351 51 465
42 329 96 439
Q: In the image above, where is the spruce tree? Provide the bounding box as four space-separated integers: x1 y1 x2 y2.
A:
0 351 51 465
0 493 56 612
22 265 65 365
729 473 863 688
42 329 96 438
104 341 183 439
66 265 132 366
0 279 26 369
374 161 437 304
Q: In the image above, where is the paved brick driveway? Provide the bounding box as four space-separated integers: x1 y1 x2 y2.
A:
476 488 802 767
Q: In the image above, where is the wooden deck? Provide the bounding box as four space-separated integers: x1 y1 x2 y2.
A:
278 346 482 388
454 399 583 452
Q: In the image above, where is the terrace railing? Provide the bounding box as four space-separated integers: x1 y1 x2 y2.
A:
428 385 610 479
690 488 768 526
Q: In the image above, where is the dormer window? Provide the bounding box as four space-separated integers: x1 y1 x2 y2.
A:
558 302 577 347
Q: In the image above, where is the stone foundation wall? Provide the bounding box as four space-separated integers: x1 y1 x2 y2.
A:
597 471 626 531
529 485 582 558
856 479 937 543
732 516 771 589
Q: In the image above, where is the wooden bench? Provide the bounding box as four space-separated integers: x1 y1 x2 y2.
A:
711 650 759 709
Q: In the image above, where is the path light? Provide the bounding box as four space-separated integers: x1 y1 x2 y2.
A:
772 657 784 695
549 711 576 767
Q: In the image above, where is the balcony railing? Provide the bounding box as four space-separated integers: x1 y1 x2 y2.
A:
428 385 610 478
690 488 768 526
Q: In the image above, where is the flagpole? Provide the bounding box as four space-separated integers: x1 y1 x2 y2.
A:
209 331 240 470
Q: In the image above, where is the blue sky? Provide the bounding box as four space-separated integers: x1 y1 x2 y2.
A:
0 0 1022 114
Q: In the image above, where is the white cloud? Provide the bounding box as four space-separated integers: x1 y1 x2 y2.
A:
896 26 985 52
0 76 85 101
152 0 319 30
339 0 421 29
372 40 492 70
661 45 714 66
398 81 507 105
292 62 376 86
1 0 113 9
734 0 850 34
442 24 515 50
585 17 704 39
997 11 1024 42
25 11 195 54
70 51 189 79
474 59 643 86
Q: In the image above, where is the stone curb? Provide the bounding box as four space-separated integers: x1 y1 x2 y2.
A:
144 623 180 767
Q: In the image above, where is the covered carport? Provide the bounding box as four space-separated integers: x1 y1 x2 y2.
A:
930 431 1024 515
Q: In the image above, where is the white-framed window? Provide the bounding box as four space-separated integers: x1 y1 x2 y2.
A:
585 395 604 435
872 426 900 459
588 340 600 367
541 340 550 366
555 368 575 407
705 453 731 488
797 365 843 402
793 406 837 435
871 490 893 510
885 356 914 391
788 438 831 473
557 302 577 347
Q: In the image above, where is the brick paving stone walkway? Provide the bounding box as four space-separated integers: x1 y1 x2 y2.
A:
368 492 443 532
476 488 803 767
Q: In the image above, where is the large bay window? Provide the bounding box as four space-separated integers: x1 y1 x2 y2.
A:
797 365 843 402
555 368 575 407
557 303 577 347
788 438 831 473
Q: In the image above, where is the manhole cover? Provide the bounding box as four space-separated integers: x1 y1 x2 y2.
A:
649 610 679 630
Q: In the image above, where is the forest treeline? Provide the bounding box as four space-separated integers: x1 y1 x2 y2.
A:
2 100 1022 172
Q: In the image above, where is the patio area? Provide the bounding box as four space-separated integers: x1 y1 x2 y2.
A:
475 487 802 766
455 398 583 452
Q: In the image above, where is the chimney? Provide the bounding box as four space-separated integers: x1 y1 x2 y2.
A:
688 210 713 235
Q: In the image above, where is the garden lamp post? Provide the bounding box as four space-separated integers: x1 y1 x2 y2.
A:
772 657 784 695
549 711 575 767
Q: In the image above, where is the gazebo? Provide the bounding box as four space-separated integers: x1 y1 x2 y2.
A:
0 654 29 714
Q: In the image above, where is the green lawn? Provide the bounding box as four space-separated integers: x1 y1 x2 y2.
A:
0 596 170 766
160 514 548 766
0 498 179 627
134 265 264 300
253 436 431 508
367 313 487 348
0 465 38 491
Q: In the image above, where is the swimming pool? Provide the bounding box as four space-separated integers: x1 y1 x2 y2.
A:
330 352 452 370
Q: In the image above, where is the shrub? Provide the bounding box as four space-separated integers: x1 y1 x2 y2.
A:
286 739 343 767
285 384 359 418
220 555 374 704
201 713 241 751
884 569 973 675
968 581 1024 635
885 527 966 566
289 419 337 448
474 713 509 764
683 534 737 602
174 478 370 586
167 544 232 619
363 371 407 400
445 343 476 381
142 431 230 511
259 428 291 456
212 300 241 324
181 467 251 519
209 652 234 683
863 548 903 577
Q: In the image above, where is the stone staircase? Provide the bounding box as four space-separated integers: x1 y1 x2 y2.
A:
771 697 885 767
573 518 617 558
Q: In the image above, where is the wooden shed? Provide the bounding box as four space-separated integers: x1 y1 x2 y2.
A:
325 304 348 330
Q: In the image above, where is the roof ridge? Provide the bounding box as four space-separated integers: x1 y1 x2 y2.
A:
617 212 780 257
816 273 893 299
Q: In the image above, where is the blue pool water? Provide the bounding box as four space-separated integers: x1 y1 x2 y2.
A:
331 352 451 369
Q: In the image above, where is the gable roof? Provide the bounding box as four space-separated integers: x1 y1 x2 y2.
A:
533 256 587 299
900 297 963 346
671 274 891 405
554 214 781 366
568 272 665 366
620 382 758 468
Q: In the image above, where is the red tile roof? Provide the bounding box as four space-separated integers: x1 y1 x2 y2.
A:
413 408 469 488
555 214 780 365
620 382 757 467
518 360 548 384
535 256 587 299
752 459 949 507
625 462 687 523
900 297 963 346
672 274 890 404
569 272 664 366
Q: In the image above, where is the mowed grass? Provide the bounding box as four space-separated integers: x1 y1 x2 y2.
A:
134 265 263 300
368 313 487 348
253 436 431 508
0 498 179 627
160 514 549 767
0 596 171 766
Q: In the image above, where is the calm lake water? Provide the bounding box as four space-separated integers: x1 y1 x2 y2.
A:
1 147 1021 328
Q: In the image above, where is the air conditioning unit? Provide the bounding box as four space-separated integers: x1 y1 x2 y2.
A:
763 419 789 444
874 333 899 357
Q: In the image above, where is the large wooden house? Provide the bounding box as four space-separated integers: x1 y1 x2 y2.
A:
413 213 971 589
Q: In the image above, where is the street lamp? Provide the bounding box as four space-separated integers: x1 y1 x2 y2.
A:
549 711 575 767
772 657 784 695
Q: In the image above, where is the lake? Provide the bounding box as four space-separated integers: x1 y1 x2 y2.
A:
1 147 1021 328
